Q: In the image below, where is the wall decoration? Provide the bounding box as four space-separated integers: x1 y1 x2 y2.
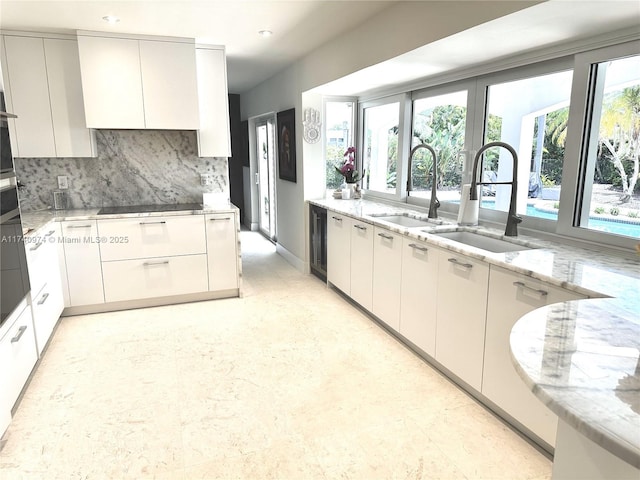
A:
277 108 297 182
303 108 321 144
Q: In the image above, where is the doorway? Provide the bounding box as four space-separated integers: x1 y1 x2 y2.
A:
255 117 277 241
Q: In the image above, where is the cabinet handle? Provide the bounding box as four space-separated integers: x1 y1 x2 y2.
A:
353 224 367 231
448 257 473 269
331 216 342 222
29 242 44 251
513 281 548 297
210 217 231 221
139 221 167 225
143 260 170 267
11 325 27 343
67 224 92 229
37 292 50 305
45 230 55 237
408 243 428 252
377 232 393 240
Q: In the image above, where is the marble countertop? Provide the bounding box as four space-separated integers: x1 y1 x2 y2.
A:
311 197 640 465
21 203 240 236
510 299 640 468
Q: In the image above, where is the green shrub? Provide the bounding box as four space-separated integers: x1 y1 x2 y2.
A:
610 207 619 216
594 207 605 214
553 202 560 209
628 211 638 218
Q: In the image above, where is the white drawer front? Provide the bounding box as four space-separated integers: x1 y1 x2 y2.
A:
31 281 64 355
102 254 208 303
98 215 206 261
25 227 58 296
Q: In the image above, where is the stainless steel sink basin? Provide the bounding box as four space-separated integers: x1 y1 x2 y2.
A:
433 231 535 253
371 214 443 228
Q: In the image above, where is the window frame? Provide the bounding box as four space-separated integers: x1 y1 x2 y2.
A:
358 93 410 202
407 79 477 213
469 57 576 233
559 40 640 250
322 96 357 192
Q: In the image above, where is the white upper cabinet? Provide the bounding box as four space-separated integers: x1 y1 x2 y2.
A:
77 32 199 130
1 34 95 158
139 40 199 130
196 46 231 157
77 35 145 129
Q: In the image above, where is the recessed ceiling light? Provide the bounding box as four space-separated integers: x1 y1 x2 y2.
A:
102 15 120 24
258 30 273 38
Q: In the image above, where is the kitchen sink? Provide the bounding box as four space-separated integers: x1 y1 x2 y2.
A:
432 230 536 253
370 213 443 228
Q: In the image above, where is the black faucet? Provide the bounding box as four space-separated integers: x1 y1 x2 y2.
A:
469 141 522 236
407 143 440 219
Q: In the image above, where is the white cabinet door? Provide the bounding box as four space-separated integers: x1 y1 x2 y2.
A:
350 220 373 312
483 266 586 447
0 305 37 412
399 238 439 357
43 38 96 157
102 254 208 303
98 215 206 261
196 46 231 157
372 226 402 331
31 280 64 356
61 220 105 306
435 250 489 391
1 35 56 157
205 213 239 291
77 35 145 129
139 40 199 130
327 213 351 295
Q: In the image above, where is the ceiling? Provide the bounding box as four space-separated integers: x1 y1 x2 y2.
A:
0 0 397 94
0 1 638 97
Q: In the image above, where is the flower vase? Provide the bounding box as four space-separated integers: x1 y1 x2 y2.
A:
343 183 356 200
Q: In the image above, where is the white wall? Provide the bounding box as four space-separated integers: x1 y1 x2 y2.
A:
240 1 540 269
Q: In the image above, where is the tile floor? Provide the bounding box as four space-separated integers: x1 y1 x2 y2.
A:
0 230 552 479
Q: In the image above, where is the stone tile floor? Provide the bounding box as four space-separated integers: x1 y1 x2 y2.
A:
0 230 552 479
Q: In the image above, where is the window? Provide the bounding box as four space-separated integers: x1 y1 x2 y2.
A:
577 54 640 239
410 90 467 204
482 69 573 220
324 100 355 190
362 101 400 195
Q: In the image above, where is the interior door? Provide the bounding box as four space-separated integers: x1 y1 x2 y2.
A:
255 117 277 240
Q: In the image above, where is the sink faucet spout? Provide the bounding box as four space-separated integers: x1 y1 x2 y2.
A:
407 143 440 219
469 141 522 236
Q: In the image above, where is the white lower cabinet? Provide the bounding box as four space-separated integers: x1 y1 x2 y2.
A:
399 238 439 356
435 250 489 391
350 220 374 312
482 266 586 446
0 304 37 420
98 215 206 261
61 220 105 307
327 213 351 295
205 213 239 291
372 227 403 331
102 255 208 303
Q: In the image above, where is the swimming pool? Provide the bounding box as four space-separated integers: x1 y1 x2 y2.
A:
469 201 640 239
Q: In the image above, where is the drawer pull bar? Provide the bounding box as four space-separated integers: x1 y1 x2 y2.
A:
139 221 167 225
353 224 367 231
513 281 548 297
377 232 393 240
210 217 231 221
37 293 50 305
45 230 56 237
331 216 342 222
143 261 170 267
67 224 92 229
29 242 44 251
448 258 473 269
408 243 428 252
11 325 27 343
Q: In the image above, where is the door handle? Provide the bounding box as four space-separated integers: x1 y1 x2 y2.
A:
143 261 170 267
377 232 393 240
448 257 473 269
255 172 259 185
513 281 548 297
408 243 428 252
11 325 27 343
37 292 50 305
139 221 166 225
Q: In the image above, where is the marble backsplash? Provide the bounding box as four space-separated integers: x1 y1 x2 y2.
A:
14 130 229 211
